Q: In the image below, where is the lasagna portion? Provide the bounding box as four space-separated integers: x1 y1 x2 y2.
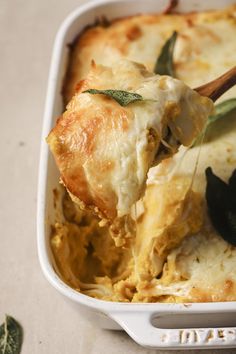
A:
50 3 236 302
47 60 212 246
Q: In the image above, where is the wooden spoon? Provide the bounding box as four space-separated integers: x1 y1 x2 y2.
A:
195 66 236 102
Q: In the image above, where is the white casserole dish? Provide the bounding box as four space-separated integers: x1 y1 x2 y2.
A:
37 0 236 349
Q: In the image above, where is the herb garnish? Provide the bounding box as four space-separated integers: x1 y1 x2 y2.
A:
83 89 144 106
0 315 23 354
193 98 236 147
207 98 236 127
205 167 236 246
154 31 178 76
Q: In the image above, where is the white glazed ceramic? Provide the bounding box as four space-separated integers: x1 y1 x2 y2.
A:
37 0 236 349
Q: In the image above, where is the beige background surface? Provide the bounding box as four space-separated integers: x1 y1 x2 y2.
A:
0 0 236 353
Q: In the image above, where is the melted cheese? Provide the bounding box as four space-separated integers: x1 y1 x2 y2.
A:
50 4 236 302
134 177 203 282
48 60 212 233
63 4 236 104
133 229 236 302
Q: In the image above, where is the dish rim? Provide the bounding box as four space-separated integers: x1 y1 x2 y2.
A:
37 0 236 314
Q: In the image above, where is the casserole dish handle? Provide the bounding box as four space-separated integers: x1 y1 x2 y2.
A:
110 311 236 349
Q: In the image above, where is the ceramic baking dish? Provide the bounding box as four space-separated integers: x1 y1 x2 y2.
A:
37 0 236 349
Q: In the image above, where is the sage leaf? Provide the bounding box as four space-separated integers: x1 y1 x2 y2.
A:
0 316 23 354
205 167 236 246
207 98 236 127
192 98 236 147
154 31 177 76
83 89 144 106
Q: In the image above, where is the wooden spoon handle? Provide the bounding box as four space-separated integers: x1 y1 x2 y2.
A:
195 66 236 102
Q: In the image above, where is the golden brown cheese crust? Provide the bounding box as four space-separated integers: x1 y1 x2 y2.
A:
48 62 138 220
63 4 236 104
48 96 131 220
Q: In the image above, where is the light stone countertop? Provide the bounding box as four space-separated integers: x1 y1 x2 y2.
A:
0 0 236 353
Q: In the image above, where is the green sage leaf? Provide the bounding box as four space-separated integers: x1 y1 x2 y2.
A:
205 167 236 246
0 316 23 354
207 98 236 127
192 98 236 147
154 31 178 76
83 89 144 106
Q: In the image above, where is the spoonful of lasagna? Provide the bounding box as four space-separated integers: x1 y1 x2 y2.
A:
47 59 236 246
